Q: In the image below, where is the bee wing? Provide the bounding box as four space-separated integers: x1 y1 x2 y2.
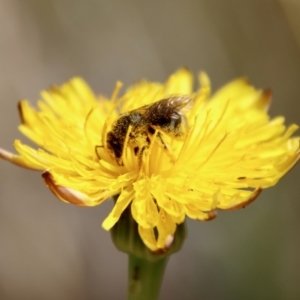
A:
122 95 193 117
151 96 193 117
168 95 193 113
120 102 153 117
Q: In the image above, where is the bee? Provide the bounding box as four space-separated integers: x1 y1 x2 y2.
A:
105 95 192 165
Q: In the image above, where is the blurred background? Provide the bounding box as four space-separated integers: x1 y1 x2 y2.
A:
0 0 300 299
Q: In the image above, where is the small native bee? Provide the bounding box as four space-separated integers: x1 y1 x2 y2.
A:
105 95 192 165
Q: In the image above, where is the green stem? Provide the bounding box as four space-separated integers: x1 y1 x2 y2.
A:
128 254 169 300
110 200 186 299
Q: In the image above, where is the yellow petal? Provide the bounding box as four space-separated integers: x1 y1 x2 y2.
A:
42 172 100 206
0 147 42 170
102 187 134 230
217 188 262 210
138 226 158 252
156 209 176 249
163 68 193 94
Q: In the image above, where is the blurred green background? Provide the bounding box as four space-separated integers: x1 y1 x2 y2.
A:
0 0 300 299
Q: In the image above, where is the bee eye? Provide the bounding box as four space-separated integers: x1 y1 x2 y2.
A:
170 113 181 128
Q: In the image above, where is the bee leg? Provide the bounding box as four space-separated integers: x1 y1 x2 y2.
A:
95 145 103 160
134 146 139 156
156 132 168 150
156 132 176 162
137 145 150 170
96 144 124 166
148 126 169 151
136 136 151 168
148 126 168 151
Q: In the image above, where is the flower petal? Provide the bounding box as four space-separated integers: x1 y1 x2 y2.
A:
185 205 217 221
138 226 158 252
156 209 176 249
217 188 262 210
0 147 44 170
131 179 159 228
42 172 100 206
102 187 134 230
164 68 193 94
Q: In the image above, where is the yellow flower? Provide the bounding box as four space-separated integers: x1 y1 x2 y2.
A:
1 69 299 251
